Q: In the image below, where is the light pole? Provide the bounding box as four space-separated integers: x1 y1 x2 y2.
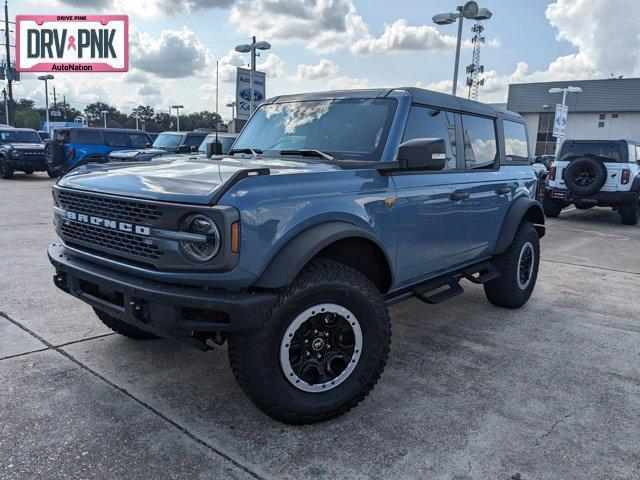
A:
433 1 492 96
101 110 108 128
549 86 582 157
37 74 54 132
171 104 183 131
235 37 271 115
226 101 236 120
132 110 139 130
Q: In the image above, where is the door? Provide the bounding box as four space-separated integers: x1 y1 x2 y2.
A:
392 106 472 287
461 113 511 259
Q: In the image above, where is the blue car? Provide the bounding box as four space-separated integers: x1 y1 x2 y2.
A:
49 87 545 424
45 127 154 175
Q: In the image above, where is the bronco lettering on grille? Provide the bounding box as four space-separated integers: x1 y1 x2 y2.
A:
65 211 151 236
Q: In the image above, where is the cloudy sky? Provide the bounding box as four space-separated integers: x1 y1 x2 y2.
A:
13 0 640 121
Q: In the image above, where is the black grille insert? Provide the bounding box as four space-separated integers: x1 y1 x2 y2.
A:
57 190 162 224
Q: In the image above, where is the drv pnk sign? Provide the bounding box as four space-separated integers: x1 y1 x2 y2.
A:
16 15 128 73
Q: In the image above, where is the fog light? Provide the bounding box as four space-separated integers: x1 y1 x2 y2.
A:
179 214 220 262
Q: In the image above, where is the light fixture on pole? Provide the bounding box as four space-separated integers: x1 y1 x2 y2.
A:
235 37 271 115
37 74 54 132
548 86 582 157
171 104 184 131
101 110 109 128
226 101 236 120
433 1 492 96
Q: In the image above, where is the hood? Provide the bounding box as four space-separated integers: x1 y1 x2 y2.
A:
109 148 165 158
9 142 44 150
57 155 339 205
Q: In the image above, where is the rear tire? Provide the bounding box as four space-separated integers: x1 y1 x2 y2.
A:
47 168 59 178
542 191 563 218
94 308 159 340
484 221 540 309
228 259 391 424
620 197 640 225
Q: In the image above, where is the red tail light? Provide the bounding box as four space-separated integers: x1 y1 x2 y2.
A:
69 148 75 160
549 165 556 181
621 168 631 185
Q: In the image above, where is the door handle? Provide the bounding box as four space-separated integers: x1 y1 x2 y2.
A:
496 187 511 195
450 191 470 201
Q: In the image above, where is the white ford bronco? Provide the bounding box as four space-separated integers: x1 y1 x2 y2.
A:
543 139 640 224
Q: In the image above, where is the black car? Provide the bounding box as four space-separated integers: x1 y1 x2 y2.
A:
107 131 208 163
0 128 50 179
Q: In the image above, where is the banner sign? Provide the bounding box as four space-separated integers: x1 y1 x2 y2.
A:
552 103 568 138
236 67 266 120
16 15 128 72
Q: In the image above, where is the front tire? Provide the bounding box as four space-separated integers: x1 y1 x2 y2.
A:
484 221 540 309
1 160 13 179
94 308 159 340
228 259 391 424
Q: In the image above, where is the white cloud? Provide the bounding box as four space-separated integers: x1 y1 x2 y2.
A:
258 54 285 78
138 84 161 97
229 0 367 53
218 49 247 83
326 76 371 90
44 0 233 18
351 19 468 56
130 25 212 79
291 59 339 81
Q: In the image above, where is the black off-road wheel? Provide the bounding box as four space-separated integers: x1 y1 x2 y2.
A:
93 308 159 340
0 160 13 179
484 221 540 309
542 191 563 218
228 259 391 425
47 168 59 178
620 196 640 225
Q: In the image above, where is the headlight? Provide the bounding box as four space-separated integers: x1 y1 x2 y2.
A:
179 214 220 263
10 150 20 157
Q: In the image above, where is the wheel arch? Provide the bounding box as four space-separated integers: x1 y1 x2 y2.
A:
493 196 545 255
253 221 393 293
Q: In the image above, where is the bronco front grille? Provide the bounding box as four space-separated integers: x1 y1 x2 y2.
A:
57 189 162 224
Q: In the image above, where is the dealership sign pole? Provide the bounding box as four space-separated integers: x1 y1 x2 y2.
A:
549 86 582 158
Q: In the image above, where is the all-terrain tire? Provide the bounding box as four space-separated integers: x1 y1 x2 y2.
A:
620 196 640 225
484 221 540 309
542 190 563 218
94 308 159 340
0 159 13 179
47 168 59 178
228 259 391 424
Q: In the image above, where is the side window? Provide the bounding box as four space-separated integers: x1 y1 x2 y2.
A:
184 134 207 147
627 144 636 164
75 130 102 145
461 114 498 170
128 133 150 148
635 146 640 165
502 120 529 165
402 106 457 171
103 132 128 147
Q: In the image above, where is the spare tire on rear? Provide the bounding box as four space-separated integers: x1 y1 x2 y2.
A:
563 157 607 196
45 140 65 173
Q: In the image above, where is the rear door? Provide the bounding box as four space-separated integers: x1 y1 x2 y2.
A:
556 141 625 192
391 106 472 286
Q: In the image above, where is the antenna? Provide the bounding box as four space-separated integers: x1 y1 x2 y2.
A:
465 21 485 101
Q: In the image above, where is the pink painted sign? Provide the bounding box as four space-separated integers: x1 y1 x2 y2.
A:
16 15 128 73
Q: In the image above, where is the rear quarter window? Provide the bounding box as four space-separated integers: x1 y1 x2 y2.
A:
75 130 102 145
559 142 624 163
502 120 529 165
104 132 128 147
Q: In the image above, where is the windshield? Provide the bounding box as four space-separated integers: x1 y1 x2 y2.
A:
198 135 235 154
153 133 182 149
232 98 397 161
0 130 41 143
559 142 623 163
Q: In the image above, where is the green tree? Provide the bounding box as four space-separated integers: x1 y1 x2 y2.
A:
133 105 155 122
84 101 128 127
154 112 173 130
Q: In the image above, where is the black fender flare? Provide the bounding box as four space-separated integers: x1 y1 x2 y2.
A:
493 196 545 255
253 221 392 289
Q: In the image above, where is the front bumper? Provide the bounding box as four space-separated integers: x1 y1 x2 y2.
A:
48 244 276 339
546 187 637 206
8 157 47 171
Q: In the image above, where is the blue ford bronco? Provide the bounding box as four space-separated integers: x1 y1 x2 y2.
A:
48 88 544 424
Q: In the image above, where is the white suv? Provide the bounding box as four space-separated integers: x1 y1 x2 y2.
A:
543 139 640 225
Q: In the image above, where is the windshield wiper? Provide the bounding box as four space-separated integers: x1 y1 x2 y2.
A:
278 149 334 161
229 147 262 156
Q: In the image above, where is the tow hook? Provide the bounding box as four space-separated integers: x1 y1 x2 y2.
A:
130 299 149 323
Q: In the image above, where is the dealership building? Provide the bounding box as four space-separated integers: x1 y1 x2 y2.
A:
506 78 640 156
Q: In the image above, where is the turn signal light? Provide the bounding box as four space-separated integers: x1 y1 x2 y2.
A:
231 222 240 253
548 165 556 181
69 148 75 160
621 168 631 185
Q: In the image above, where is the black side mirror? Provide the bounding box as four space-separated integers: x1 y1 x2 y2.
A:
177 144 190 153
206 141 222 158
190 145 198 153
145 143 152 148
396 138 446 171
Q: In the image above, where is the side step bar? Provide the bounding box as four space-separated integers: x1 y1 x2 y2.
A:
385 261 500 306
